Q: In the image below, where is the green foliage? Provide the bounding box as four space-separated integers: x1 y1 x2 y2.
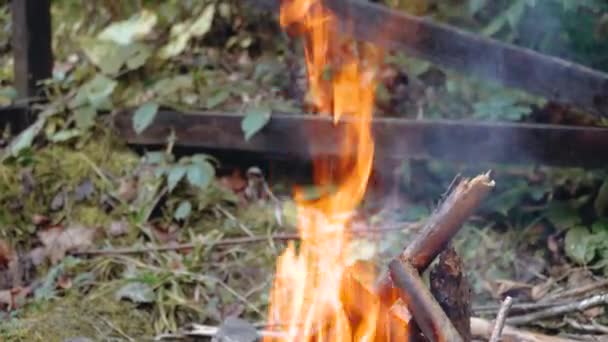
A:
241 106 272 140
132 102 159 134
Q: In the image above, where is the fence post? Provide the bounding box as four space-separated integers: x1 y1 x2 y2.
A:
12 0 53 104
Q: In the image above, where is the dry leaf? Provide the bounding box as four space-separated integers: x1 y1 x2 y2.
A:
28 247 47 266
107 220 129 237
0 289 11 307
0 239 14 268
491 279 533 300
583 306 604 319
32 214 51 226
531 279 554 301
38 225 99 264
0 287 29 310
57 275 72 290
117 177 138 202
151 223 179 244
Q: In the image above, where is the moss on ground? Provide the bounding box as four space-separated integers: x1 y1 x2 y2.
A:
0 290 154 341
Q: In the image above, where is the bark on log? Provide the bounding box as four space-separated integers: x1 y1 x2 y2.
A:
430 247 472 341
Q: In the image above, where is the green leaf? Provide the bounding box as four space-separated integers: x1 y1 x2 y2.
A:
565 226 596 265
153 75 193 97
126 44 153 70
74 106 97 130
7 116 46 158
241 106 272 141
468 0 487 15
115 282 155 303
81 37 152 74
48 129 82 142
206 89 231 109
545 202 582 229
98 10 158 45
132 102 159 134
190 4 216 37
595 178 608 217
159 23 191 59
174 200 192 220
187 161 215 189
167 166 187 192
71 75 117 109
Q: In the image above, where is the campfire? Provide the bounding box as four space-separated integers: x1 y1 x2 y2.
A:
265 0 382 340
264 1 495 341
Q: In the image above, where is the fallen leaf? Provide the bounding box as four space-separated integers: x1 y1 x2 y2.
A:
74 179 95 202
32 214 51 226
50 190 67 211
107 220 130 237
20 168 35 195
0 289 10 307
0 239 13 268
38 225 98 264
492 279 532 300
213 317 257 342
57 275 72 290
150 223 179 244
28 247 47 266
117 177 138 202
115 282 155 303
0 287 30 310
583 306 604 319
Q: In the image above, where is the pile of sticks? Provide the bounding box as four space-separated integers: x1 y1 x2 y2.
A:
368 172 494 341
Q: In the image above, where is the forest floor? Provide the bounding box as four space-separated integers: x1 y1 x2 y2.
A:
0 1 607 341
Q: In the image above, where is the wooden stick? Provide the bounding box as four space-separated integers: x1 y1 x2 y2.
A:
389 259 463 342
471 317 573 342
377 172 494 303
76 234 300 256
489 296 513 342
77 223 417 256
543 279 608 302
507 293 608 326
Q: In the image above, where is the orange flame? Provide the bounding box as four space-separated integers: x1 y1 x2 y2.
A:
264 1 392 341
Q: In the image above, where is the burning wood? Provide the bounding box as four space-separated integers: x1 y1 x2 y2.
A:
389 258 464 342
262 0 495 339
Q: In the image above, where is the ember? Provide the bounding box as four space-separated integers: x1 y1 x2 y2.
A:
264 0 385 340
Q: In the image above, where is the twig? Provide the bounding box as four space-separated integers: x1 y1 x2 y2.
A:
543 279 608 302
215 204 255 236
474 301 568 315
77 223 418 256
565 318 608 334
489 296 513 342
507 293 608 326
471 317 573 342
154 323 287 341
75 234 300 256
388 259 464 342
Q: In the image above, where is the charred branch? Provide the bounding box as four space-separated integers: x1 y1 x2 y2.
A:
388 259 464 342
430 247 472 341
